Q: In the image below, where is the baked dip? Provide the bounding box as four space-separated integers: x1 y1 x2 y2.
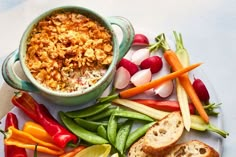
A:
25 11 113 92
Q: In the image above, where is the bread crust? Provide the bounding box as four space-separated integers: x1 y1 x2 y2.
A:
127 112 220 157
128 137 153 157
142 112 184 156
164 140 220 157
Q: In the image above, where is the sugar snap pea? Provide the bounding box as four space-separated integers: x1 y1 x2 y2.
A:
74 118 108 132
113 110 154 122
115 120 133 154
97 125 107 139
107 112 118 146
86 108 117 121
125 121 155 151
59 111 108 144
65 103 111 118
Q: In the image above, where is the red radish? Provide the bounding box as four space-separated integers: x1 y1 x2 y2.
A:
140 56 163 74
192 77 210 102
114 67 131 89
117 58 139 76
154 80 174 98
130 69 152 87
131 48 150 65
132 34 149 46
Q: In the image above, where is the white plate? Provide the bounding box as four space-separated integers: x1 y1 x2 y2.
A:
0 30 224 156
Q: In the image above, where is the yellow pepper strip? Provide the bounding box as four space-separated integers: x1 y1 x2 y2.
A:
4 126 64 155
23 121 54 144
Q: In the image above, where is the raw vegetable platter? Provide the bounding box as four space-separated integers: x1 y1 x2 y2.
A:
0 29 225 156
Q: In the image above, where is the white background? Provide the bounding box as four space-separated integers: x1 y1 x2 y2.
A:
0 0 235 156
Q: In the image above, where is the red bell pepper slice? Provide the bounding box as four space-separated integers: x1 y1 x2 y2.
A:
5 112 27 157
132 99 196 114
11 92 78 148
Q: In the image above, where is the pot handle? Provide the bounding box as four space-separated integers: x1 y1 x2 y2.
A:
108 16 134 61
2 49 39 92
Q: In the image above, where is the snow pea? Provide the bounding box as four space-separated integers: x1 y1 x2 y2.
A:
86 108 117 121
113 110 154 122
115 120 133 154
74 118 108 132
65 103 111 118
125 121 155 151
59 111 108 144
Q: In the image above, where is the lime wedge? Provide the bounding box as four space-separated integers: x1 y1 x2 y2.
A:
74 144 111 157
111 153 119 157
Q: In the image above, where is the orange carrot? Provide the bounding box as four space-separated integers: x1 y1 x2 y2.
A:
59 145 86 157
119 62 202 99
163 50 209 123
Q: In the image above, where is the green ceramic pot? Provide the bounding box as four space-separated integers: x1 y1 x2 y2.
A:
2 6 134 106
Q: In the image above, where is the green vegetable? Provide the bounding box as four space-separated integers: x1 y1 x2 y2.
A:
86 108 117 121
113 98 229 138
74 118 108 132
125 121 155 151
97 125 108 140
107 112 118 146
190 115 229 138
59 111 108 144
65 103 111 118
115 120 133 154
113 110 154 122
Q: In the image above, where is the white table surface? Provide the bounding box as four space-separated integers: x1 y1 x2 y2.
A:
0 0 235 156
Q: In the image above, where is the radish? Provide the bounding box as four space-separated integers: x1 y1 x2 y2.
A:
132 34 149 46
140 56 163 74
114 67 131 89
192 77 210 102
154 80 174 98
130 69 152 87
130 48 150 65
117 58 139 76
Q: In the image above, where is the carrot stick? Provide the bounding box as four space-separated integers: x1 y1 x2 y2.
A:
59 145 86 157
119 62 202 99
163 50 209 123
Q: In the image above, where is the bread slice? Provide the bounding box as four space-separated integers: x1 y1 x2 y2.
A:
128 137 153 157
164 140 219 157
142 112 184 156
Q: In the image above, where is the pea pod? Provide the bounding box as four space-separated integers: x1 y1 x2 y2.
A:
113 110 154 122
97 125 107 140
115 120 133 154
65 103 111 118
107 113 118 146
86 108 117 121
74 118 108 132
125 121 155 151
59 111 108 144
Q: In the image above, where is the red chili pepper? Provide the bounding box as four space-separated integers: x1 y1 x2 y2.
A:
132 99 196 114
4 112 27 157
11 92 78 148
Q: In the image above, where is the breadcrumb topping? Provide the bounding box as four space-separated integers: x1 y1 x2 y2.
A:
25 11 113 92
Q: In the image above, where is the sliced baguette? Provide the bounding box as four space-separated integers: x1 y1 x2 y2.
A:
128 137 153 157
164 140 219 157
142 111 184 156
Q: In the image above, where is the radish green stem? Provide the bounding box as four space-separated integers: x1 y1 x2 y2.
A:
98 93 119 103
203 103 220 116
148 34 164 52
